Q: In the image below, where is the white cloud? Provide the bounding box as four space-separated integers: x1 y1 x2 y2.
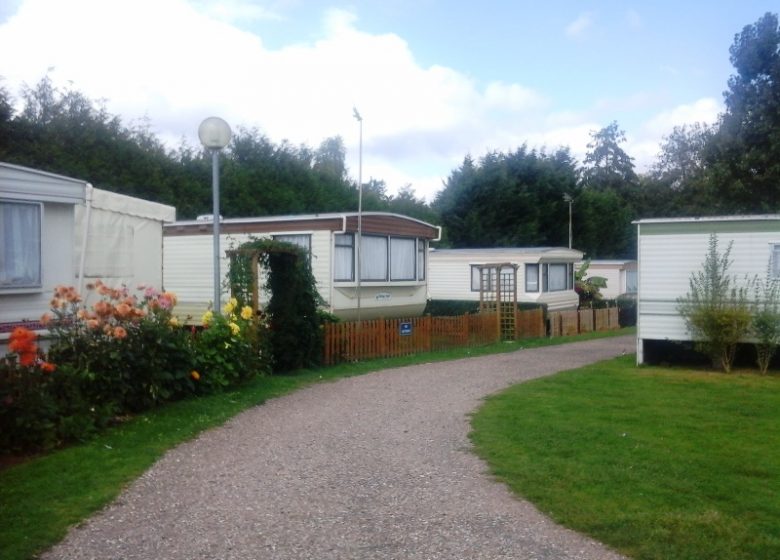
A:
565 12 593 39
191 0 284 23
643 97 722 136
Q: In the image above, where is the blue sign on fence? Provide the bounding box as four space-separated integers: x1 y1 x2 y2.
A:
399 321 412 336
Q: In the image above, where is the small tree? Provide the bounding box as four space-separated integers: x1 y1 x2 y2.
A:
751 268 780 374
677 234 752 372
575 260 608 308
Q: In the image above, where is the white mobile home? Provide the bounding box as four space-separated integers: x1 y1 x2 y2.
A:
636 215 780 364
163 212 441 321
578 259 637 300
1 162 176 342
428 247 583 311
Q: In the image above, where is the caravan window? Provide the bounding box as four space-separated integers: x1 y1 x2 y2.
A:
0 201 42 289
335 234 426 283
334 234 354 281
390 238 416 280
273 234 311 255
525 264 539 292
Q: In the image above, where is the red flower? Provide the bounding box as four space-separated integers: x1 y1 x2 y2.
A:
39 361 57 373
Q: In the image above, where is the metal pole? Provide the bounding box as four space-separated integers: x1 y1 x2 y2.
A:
568 199 572 249
354 108 363 323
212 148 221 313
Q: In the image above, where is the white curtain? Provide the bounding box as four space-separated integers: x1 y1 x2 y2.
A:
548 263 567 292
360 235 387 280
390 238 415 280
1 202 41 287
334 234 353 281
417 240 425 280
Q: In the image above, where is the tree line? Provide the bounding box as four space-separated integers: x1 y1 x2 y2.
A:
1 12 778 259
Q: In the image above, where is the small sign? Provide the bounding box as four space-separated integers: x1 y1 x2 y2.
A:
400 321 412 336
375 292 392 301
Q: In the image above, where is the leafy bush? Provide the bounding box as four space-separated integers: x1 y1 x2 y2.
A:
677 235 753 372
45 283 195 412
194 299 270 390
616 295 637 326
2 282 271 454
751 273 780 374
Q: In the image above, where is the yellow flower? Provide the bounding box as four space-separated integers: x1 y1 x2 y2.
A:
240 306 253 320
169 316 179 327
190 370 200 381
201 310 213 326
222 301 235 315
229 322 240 336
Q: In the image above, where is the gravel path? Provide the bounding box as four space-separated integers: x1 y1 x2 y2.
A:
44 336 634 560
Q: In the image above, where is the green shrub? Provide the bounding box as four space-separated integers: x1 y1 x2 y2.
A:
677 235 753 372
751 273 780 374
46 283 195 412
195 300 269 389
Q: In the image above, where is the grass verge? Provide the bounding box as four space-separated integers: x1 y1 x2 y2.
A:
0 327 631 560
469 355 780 560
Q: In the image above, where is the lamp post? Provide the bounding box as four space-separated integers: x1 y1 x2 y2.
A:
198 117 232 314
352 107 363 323
563 193 573 249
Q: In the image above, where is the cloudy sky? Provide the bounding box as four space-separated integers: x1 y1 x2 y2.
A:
0 0 774 201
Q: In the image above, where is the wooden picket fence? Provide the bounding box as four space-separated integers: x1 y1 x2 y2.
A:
548 307 619 337
323 309 545 365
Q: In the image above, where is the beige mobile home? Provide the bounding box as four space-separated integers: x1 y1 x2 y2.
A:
635 215 780 364
428 247 583 311
578 259 637 300
163 212 441 321
1 162 175 343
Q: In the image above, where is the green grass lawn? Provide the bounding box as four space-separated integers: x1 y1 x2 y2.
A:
470 355 780 560
0 328 631 560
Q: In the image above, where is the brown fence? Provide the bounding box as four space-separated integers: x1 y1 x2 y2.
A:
323 307 617 365
323 309 545 365
548 307 619 337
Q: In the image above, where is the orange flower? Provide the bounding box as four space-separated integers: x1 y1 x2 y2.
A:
40 361 57 373
86 319 100 330
114 303 132 319
18 352 36 367
190 370 201 381
93 301 112 317
40 313 52 326
76 309 88 320
113 326 128 339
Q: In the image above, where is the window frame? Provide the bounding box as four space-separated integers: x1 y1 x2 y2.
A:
525 263 539 293
0 200 43 291
333 233 428 284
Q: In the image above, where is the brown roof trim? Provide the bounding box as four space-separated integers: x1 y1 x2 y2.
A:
164 213 440 239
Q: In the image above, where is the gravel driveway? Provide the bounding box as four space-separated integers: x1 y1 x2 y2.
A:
43 336 634 560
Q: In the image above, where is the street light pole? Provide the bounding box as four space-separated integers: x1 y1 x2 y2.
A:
353 107 363 323
563 193 573 249
198 117 232 314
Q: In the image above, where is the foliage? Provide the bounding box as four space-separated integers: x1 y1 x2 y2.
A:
45 282 195 412
470 355 780 560
703 12 780 213
581 121 638 189
229 239 324 372
433 146 578 248
751 270 780 374
616 295 637 327
1 282 270 454
574 260 608 307
677 235 753 372
0 76 436 221
195 298 269 389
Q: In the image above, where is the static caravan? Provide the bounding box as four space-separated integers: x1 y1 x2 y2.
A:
635 215 780 364
162 212 441 321
1 162 176 344
428 247 583 311
578 259 637 300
